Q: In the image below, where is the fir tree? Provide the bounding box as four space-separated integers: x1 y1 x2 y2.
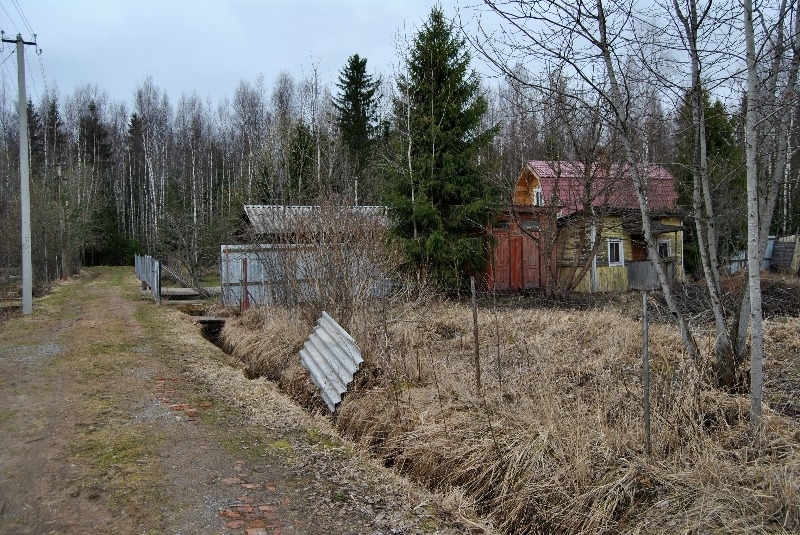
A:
386 6 498 289
333 54 381 203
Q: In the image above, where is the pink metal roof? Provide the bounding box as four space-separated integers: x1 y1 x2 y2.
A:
524 160 679 216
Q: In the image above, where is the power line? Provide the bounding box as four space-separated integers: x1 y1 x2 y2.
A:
0 48 13 67
0 4 22 36
37 50 47 97
10 0 34 37
25 50 37 102
1 55 13 87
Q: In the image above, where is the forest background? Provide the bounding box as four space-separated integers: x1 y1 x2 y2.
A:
0 1 797 292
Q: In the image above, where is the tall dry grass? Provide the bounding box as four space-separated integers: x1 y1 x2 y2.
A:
221 294 800 534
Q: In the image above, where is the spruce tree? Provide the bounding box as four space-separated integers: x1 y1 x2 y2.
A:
386 6 498 289
333 54 381 203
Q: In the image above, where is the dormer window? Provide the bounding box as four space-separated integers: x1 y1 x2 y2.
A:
533 187 544 206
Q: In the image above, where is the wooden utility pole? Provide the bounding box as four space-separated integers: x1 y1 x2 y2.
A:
2 33 38 314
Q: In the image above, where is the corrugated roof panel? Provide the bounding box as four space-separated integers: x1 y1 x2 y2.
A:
244 205 388 235
299 312 363 412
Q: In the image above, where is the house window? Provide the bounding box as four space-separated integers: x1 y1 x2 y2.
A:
533 187 544 206
658 239 671 258
608 238 624 266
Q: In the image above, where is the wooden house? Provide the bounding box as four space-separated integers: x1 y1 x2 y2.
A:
488 160 685 292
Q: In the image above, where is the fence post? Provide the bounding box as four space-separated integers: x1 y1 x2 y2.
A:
471 276 481 393
153 260 161 305
241 257 249 312
642 290 651 456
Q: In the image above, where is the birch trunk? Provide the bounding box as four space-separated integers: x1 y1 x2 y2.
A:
597 0 699 360
672 0 735 384
743 0 763 434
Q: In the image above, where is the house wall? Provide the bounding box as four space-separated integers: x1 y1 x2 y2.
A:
513 172 537 206
556 215 684 292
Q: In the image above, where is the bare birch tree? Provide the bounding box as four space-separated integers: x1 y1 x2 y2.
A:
475 0 699 359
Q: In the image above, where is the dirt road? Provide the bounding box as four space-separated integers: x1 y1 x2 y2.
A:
0 268 462 535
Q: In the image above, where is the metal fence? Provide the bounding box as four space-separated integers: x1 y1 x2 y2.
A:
220 243 388 310
134 254 161 303
627 260 676 291
220 244 299 308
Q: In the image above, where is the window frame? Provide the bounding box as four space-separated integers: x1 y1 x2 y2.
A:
608 238 624 267
533 187 544 206
658 239 671 259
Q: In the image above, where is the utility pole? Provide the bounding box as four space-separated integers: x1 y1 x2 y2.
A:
2 33 37 314
58 164 68 280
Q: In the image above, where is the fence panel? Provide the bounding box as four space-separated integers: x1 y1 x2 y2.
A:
134 254 161 302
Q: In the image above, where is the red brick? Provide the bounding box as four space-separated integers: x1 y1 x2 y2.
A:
245 529 268 535
220 508 240 519
258 505 276 513
184 408 199 418
247 519 266 528
237 505 254 514
242 483 261 490
236 495 252 503
225 520 244 529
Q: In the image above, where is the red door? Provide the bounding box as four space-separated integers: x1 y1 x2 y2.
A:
492 232 511 290
510 236 523 289
522 234 541 289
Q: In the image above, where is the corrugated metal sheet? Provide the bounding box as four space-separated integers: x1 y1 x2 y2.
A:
244 205 388 235
299 312 363 412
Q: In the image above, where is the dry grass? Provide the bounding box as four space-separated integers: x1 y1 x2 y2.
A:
221 295 800 534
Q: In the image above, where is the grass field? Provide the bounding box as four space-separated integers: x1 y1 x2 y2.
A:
219 280 799 533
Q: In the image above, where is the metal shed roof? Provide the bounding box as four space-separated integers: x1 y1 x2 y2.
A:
243 205 388 235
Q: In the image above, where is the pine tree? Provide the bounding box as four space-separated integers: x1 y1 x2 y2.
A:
332 54 381 203
386 6 498 288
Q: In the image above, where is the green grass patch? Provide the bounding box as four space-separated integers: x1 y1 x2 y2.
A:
306 427 347 451
69 425 164 509
217 432 296 465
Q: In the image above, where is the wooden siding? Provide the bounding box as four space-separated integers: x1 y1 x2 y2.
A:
513 170 538 206
555 215 684 292
487 215 547 291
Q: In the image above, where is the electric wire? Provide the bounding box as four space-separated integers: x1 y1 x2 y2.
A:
0 49 14 68
37 51 47 97
10 0 33 37
0 2 22 36
6 0 48 103
2 57 13 89
25 51 37 102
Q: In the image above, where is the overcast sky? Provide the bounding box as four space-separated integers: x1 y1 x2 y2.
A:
0 0 497 109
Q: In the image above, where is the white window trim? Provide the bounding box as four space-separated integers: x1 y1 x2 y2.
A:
533 187 544 206
658 238 671 258
608 238 624 267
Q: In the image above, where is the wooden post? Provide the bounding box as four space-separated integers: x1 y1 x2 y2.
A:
642 290 651 456
471 276 481 392
242 257 249 312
